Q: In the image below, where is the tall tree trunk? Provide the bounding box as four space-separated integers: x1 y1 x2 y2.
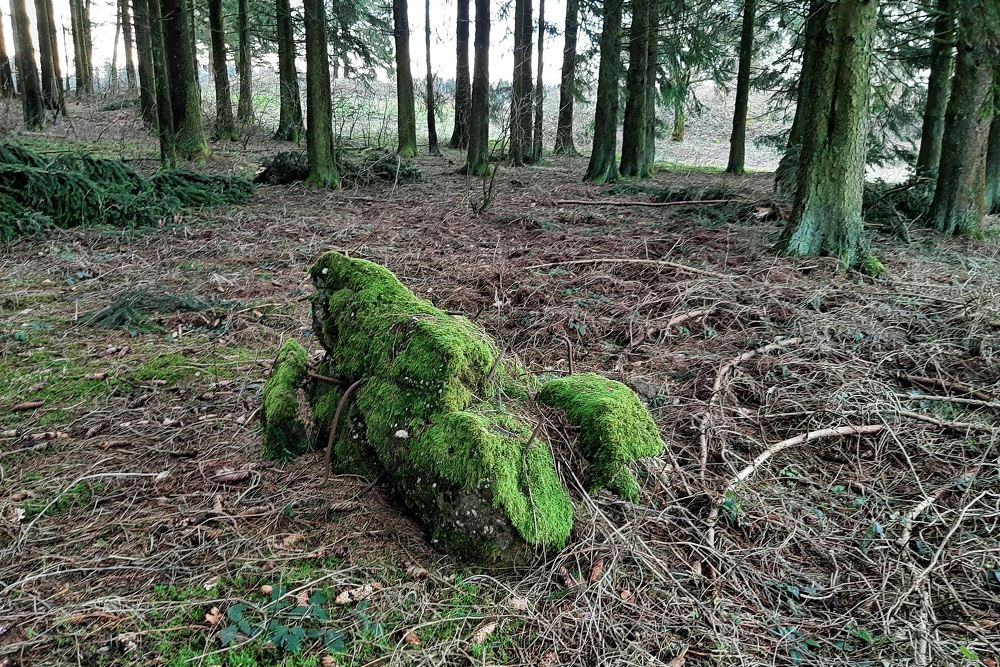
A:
304 0 339 186
187 0 197 79
915 0 955 178
464 0 490 176
45 0 64 114
393 0 417 157
111 6 122 92
0 5 14 97
34 0 59 110
620 0 651 177
161 0 209 160
725 0 756 175
208 0 235 140
928 0 999 235
424 0 441 155
11 0 45 129
134 0 157 126
236 0 253 122
531 0 545 161
642 0 658 174
448 0 471 149
553 0 579 155
986 112 1000 214
147 0 175 164
774 0 822 196
584 0 623 183
508 0 533 165
777 0 879 270
82 0 94 92
121 0 137 89
274 0 303 141
70 0 93 95
670 75 688 142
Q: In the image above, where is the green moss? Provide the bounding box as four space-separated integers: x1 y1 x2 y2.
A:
539 373 664 500
134 354 201 384
262 340 311 461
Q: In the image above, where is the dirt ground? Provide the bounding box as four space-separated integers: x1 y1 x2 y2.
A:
1 103 999 667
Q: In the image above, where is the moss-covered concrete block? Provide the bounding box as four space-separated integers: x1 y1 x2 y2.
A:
261 339 311 461
539 373 664 501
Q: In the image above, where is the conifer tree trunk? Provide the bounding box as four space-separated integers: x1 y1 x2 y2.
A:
671 75 688 142
70 0 93 95
508 0 533 165
393 0 418 157
236 0 253 122
10 0 45 129
774 0 821 196
161 0 209 160
34 0 59 110
531 0 544 162
915 0 954 177
620 0 651 177
304 0 339 186
642 0 658 174
464 0 490 176
777 0 879 270
208 0 235 140
111 8 122 92
986 112 999 214
274 0 303 141
134 0 157 126
448 0 471 149
45 0 64 113
147 0 175 164
584 0 623 183
928 0 999 235
425 0 441 155
0 5 14 98
121 0 137 89
82 0 94 92
725 0 756 175
553 0 579 155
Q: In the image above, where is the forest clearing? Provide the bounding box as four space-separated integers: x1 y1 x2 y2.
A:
1 0 1000 665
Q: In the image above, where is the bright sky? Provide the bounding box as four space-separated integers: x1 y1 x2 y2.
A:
0 0 580 87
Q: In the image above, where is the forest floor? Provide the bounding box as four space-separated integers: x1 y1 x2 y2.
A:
1 103 999 667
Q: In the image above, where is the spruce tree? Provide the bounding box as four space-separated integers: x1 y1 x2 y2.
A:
620 0 652 177
584 0 623 183
147 0 176 164
34 0 60 111
0 5 12 97
134 0 157 126
425 0 441 155
161 0 209 160
208 0 236 140
121 0 138 89
915 0 955 177
10 0 44 129
987 111 999 214
777 0 879 271
509 0 534 165
236 0 253 123
641 0 658 174
553 0 579 155
449 0 471 149
464 0 491 176
392 0 418 157
531 0 545 162
304 0 339 186
927 0 999 235
725 0 756 175
274 0 304 141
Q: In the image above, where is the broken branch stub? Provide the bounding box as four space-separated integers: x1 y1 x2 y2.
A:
261 252 664 564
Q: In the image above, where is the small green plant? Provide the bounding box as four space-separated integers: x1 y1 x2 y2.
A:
220 586 346 655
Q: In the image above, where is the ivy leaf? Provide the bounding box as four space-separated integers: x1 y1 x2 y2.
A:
219 625 239 647
227 604 247 624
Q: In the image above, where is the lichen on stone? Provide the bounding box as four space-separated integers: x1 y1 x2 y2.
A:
539 373 664 501
261 339 311 461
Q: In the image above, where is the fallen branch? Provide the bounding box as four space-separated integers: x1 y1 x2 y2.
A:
897 372 994 402
897 409 999 435
553 198 740 208
896 468 979 548
525 258 729 280
900 394 1000 411
626 308 715 352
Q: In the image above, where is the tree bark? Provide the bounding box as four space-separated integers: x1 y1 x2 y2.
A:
584 0 623 183
777 0 879 270
70 0 93 95
928 0 999 235
553 0 579 155
208 0 235 140
425 0 441 155
34 0 59 110
274 0 303 141
464 0 491 176
304 0 339 186
620 0 651 177
915 0 955 178
10 0 44 129
448 0 471 149
725 0 756 175
236 0 253 123
642 0 658 174
0 5 14 97
508 0 533 165
134 0 157 126
671 74 688 142
147 0 175 164
111 6 122 92
393 0 418 157
121 0 137 89
531 0 545 161
161 0 209 160
986 111 1000 214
